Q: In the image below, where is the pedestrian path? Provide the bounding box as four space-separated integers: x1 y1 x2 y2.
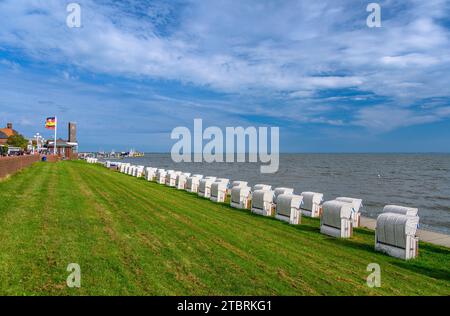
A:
360 216 450 248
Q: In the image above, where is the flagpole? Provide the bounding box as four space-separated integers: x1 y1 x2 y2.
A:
54 116 58 156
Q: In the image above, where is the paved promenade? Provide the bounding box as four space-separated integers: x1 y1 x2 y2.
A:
360 216 450 248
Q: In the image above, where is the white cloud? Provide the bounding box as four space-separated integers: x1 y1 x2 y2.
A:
354 105 450 132
0 0 449 135
381 54 440 67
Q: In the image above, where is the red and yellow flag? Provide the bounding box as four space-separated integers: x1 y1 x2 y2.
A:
45 117 57 130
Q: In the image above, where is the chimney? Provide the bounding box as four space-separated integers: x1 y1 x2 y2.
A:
6 123 12 129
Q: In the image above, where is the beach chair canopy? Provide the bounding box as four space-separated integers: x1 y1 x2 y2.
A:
232 181 248 188
253 184 272 191
215 178 230 184
382 205 418 217
274 187 294 199
336 197 362 212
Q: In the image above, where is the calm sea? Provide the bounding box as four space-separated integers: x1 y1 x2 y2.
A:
110 153 450 235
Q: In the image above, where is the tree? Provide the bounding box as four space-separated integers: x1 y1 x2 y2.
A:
7 134 28 150
0 145 8 156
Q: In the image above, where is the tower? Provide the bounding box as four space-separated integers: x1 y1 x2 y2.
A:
68 122 77 143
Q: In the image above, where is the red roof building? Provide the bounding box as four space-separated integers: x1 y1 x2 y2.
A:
0 123 18 145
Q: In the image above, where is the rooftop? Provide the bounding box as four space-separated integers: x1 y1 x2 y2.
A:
0 128 17 139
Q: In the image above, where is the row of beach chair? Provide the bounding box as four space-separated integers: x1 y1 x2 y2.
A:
105 160 420 260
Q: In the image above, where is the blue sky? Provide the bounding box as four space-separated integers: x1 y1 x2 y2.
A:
0 0 449 152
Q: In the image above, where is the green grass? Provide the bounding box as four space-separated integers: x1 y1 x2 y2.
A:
0 160 449 296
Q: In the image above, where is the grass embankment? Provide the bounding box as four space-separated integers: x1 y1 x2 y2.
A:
0 161 449 295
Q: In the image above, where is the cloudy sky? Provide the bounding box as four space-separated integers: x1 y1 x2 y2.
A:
0 0 449 152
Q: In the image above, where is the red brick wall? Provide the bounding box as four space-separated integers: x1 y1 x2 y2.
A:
0 155 41 179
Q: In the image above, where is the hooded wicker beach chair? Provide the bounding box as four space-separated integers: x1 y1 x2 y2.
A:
176 173 190 190
300 192 324 218
375 211 419 260
145 167 157 181
320 200 353 238
251 190 275 217
166 171 181 187
186 174 203 193
156 169 167 184
198 177 217 198
210 179 230 203
230 185 252 209
275 194 303 225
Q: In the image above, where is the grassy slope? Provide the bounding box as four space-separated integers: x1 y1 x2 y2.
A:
0 161 448 296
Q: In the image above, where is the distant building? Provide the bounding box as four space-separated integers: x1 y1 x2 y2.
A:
0 123 18 145
69 122 77 143
45 122 78 159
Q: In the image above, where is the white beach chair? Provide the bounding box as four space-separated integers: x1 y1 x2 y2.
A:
145 167 157 181
210 179 230 203
301 192 324 218
186 175 203 193
251 190 275 217
176 174 185 190
198 177 217 198
320 200 353 238
375 210 419 260
166 171 181 187
120 163 130 174
156 169 167 184
230 185 251 209
275 194 303 225
176 173 190 190
135 165 145 178
88 158 98 164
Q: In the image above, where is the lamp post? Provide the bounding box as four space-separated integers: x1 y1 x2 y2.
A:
33 133 43 154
